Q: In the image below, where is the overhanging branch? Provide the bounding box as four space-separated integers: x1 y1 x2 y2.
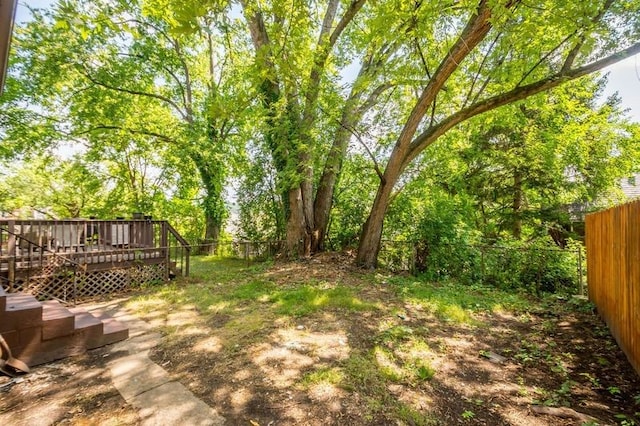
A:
80 68 188 121
406 41 640 163
77 124 179 145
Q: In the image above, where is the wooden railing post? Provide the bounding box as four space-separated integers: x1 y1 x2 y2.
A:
185 247 190 277
7 220 15 284
164 222 191 277
161 221 169 280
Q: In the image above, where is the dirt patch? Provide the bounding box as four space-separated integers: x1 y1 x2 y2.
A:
1 254 638 425
0 347 137 425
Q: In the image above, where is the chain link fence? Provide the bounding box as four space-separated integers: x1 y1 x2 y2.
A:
379 240 585 295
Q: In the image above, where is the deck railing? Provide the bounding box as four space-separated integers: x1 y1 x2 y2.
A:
0 218 190 303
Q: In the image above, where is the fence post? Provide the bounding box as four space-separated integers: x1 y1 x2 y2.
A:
185 248 190 277
578 246 584 296
480 245 485 283
410 243 417 275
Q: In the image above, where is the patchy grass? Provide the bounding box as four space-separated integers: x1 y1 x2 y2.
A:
299 367 344 389
112 255 640 425
386 276 536 324
5 255 640 426
273 285 377 317
128 257 377 321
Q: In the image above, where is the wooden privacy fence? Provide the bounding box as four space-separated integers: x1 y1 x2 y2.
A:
585 199 640 375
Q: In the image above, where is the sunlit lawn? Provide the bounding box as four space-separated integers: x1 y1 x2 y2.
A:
121 255 636 425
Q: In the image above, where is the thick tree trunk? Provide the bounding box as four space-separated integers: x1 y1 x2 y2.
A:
312 71 393 252
205 215 221 241
204 213 221 254
286 185 310 257
356 178 396 268
356 1 496 267
300 157 315 254
193 155 225 253
312 178 334 252
356 152 405 267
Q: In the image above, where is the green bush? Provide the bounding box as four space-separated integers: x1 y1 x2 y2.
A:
411 197 581 294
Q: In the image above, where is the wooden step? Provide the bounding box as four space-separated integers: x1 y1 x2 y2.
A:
92 311 129 347
12 308 104 366
1 327 42 354
1 293 43 333
68 307 105 349
14 330 89 367
1 288 129 367
41 300 75 340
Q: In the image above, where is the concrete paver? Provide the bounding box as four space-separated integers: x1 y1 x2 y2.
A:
84 302 226 425
109 354 172 400
132 381 225 426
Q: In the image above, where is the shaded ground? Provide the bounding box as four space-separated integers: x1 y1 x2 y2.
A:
1 253 639 425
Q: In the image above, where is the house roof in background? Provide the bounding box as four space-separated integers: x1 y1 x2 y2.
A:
621 173 640 200
0 0 18 95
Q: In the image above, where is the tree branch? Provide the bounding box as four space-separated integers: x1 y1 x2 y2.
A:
329 0 368 47
561 0 614 72
353 130 385 182
110 18 193 118
240 0 281 103
116 52 188 111
462 32 502 108
80 67 188 121
406 41 640 163
516 32 575 86
319 0 340 46
356 83 394 117
302 0 367 125
77 125 179 145
393 0 495 162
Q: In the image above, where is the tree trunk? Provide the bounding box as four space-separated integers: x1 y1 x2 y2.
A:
356 150 406 268
204 214 220 241
299 155 315 255
356 178 396 268
512 169 522 239
312 68 391 252
193 156 225 252
204 213 221 254
313 120 352 252
286 185 309 257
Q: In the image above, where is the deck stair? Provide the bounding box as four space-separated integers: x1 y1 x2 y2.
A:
0 286 128 367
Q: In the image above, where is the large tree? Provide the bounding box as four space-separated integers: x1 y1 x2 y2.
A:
5 0 640 268
355 0 640 266
386 76 640 245
165 0 640 265
2 0 250 241
237 0 403 254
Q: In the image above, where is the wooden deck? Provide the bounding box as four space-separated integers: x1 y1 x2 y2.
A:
0 219 190 303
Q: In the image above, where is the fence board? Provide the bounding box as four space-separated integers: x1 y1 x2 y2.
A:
586 200 640 375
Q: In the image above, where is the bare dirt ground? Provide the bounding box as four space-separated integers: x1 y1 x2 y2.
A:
1 253 639 425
